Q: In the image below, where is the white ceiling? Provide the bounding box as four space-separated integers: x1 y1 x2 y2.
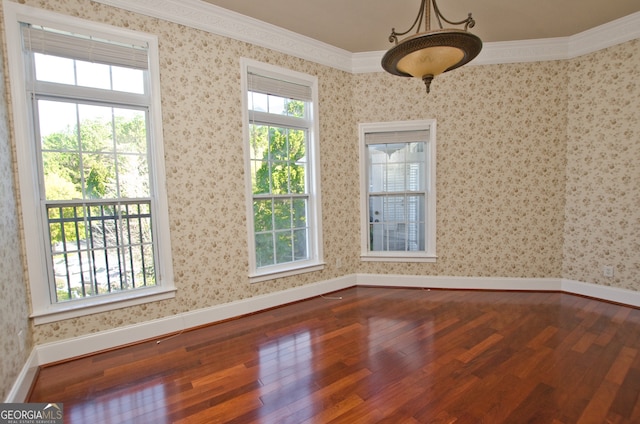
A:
200 0 640 53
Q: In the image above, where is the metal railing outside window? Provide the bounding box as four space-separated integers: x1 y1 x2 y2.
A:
47 199 156 301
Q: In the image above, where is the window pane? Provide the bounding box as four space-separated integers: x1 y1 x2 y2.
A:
369 222 385 251
385 144 406 162
252 159 270 194
268 95 285 115
249 124 268 160
48 205 87 250
248 92 268 113
290 163 306 194
275 231 293 264
293 228 308 260
369 163 385 193
114 109 147 153
288 129 305 161
42 152 81 201
78 104 114 152
407 195 425 223
83 153 117 199
407 162 424 191
255 232 274 267
292 198 307 228
369 195 384 223
35 54 75 85
88 204 117 248
270 161 289 194
38 100 78 144
254 199 273 232
386 163 405 191
273 198 292 230
112 66 145 94
118 154 150 197
286 99 305 118
383 195 405 222
76 61 111 90
269 127 287 160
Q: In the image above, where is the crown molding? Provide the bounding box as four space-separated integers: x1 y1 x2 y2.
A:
568 11 640 58
354 11 640 72
89 0 640 73
92 0 354 72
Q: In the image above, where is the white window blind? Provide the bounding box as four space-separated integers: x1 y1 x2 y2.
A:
247 70 312 102
21 24 149 70
365 130 429 145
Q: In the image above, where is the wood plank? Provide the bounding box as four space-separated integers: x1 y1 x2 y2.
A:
28 287 640 423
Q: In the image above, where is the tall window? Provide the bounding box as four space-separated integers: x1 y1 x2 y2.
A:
242 59 323 282
359 121 436 262
5 3 174 323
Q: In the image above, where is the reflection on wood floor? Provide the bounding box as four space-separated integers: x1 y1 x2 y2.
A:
29 286 640 423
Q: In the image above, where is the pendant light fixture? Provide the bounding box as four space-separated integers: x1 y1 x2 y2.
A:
381 0 482 93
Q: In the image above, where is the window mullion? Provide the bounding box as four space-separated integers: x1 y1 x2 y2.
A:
33 80 149 108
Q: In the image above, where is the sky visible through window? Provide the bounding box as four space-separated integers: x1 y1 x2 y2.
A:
35 53 144 138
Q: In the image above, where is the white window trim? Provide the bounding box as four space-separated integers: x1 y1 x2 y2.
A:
240 58 324 282
359 120 437 262
3 1 175 324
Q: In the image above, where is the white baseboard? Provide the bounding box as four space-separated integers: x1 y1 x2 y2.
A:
10 274 640 402
4 349 38 402
357 274 640 309
35 275 356 366
561 279 640 307
356 274 562 291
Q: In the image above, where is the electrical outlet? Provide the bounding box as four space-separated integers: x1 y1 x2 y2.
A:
336 257 342 269
603 265 614 278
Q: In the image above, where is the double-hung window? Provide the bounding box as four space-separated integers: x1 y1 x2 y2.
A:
359 121 437 262
241 59 323 282
4 3 174 323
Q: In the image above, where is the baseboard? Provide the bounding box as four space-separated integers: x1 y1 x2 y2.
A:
356 274 562 291
4 349 38 402
357 274 640 309
34 274 356 366
11 274 640 402
561 279 640 308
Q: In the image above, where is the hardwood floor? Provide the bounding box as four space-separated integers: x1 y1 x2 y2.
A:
29 287 640 423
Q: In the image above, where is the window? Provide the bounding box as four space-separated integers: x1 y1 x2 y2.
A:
241 59 323 281
4 3 174 323
359 121 436 262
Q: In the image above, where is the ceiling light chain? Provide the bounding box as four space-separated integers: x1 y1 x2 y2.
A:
382 0 482 93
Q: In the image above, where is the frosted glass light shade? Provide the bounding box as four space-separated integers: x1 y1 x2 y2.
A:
397 46 465 78
382 29 482 93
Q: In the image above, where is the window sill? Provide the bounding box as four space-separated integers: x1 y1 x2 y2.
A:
361 254 437 263
31 286 177 325
249 262 326 283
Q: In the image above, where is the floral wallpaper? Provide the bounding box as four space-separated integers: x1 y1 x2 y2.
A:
0 0 637 359
563 39 640 291
10 0 359 346
352 61 568 279
0 21 31 400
